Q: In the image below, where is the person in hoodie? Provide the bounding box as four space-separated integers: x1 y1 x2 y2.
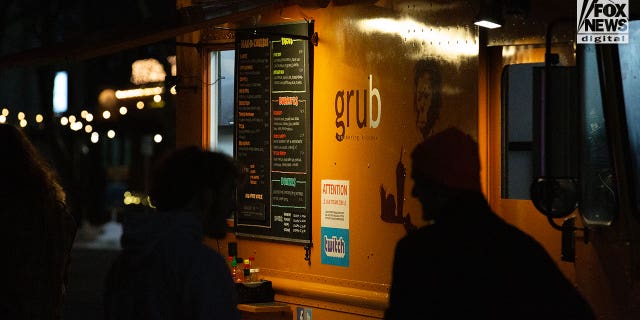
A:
103 146 242 320
384 127 596 320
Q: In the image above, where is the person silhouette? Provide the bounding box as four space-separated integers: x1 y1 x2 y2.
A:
103 146 242 320
0 123 77 319
384 127 595 320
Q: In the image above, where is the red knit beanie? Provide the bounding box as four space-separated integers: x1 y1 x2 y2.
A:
410 127 481 192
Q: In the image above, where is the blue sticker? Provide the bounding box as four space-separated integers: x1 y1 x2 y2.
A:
320 227 349 266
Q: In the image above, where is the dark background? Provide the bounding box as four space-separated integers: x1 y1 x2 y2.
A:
0 0 177 226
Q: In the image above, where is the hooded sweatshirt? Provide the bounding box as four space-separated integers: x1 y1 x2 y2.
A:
103 209 240 320
385 193 595 320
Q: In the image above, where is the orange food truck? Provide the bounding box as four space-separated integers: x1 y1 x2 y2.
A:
167 0 639 319
1 0 639 319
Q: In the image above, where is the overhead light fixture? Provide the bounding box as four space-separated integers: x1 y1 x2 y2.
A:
474 0 503 29
474 19 502 29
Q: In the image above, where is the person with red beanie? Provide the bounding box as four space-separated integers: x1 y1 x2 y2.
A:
385 127 595 320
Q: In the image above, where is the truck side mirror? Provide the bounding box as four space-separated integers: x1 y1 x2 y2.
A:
530 177 578 219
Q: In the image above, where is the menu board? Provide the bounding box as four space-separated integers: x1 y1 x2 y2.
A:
234 22 313 244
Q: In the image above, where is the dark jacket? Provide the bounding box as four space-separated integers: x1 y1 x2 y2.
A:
104 209 240 320
385 192 595 320
0 201 76 320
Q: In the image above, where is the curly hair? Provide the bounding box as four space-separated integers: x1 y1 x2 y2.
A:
0 123 75 319
0 123 66 207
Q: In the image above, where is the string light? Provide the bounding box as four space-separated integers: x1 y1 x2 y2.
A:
0 48 172 148
70 121 83 131
0 100 166 146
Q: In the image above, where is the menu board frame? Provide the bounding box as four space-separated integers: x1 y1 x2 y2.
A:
234 21 314 245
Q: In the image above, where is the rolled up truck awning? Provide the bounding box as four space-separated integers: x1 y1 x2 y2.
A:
0 0 386 70
0 1 285 70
